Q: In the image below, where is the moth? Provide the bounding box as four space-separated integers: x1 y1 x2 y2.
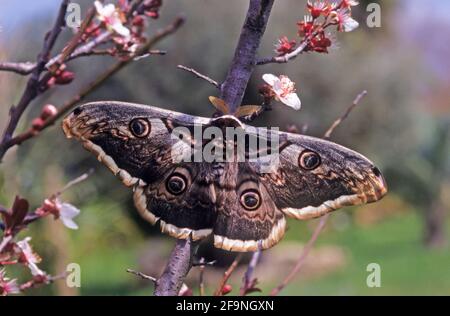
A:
62 101 387 252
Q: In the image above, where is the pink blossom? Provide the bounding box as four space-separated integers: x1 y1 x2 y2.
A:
0 269 20 296
94 1 131 38
16 237 45 276
307 1 332 18
275 36 296 56
340 0 359 9
330 9 359 32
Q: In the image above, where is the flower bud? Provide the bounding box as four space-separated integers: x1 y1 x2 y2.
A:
40 104 58 120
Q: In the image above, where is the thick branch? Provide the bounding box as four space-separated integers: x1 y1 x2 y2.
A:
220 0 274 113
154 238 198 296
0 62 36 75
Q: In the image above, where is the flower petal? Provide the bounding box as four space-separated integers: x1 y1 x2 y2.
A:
279 93 301 110
343 17 359 32
262 74 279 86
60 203 80 230
112 23 131 38
61 217 79 230
94 1 103 15
28 262 46 276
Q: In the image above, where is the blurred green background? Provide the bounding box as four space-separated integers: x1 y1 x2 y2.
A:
0 0 449 295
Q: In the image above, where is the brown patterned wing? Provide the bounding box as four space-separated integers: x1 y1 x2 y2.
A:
62 101 217 240
212 162 286 252
246 127 388 220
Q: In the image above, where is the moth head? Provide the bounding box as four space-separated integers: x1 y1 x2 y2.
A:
62 102 167 185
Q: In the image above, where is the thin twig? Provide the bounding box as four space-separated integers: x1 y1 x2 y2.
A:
19 272 68 291
198 258 206 296
127 269 157 283
0 62 36 75
177 65 220 88
239 248 261 295
56 168 95 197
323 90 368 139
22 169 94 226
269 90 368 296
214 254 243 296
270 214 329 296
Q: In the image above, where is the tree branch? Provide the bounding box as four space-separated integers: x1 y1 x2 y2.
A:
214 254 243 296
240 248 262 295
126 269 157 283
220 0 274 113
154 238 198 296
323 90 367 139
0 62 36 75
177 65 220 88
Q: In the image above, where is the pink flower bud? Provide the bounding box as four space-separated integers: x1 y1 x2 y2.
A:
31 118 44 131
221 284 232 295
40 104 58 120
54 71 75 85
132 15 145 26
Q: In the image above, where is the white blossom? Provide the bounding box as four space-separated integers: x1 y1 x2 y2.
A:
59 203 81 230
262 74 301 110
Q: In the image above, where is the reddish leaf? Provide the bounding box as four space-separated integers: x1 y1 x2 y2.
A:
6 196 29 234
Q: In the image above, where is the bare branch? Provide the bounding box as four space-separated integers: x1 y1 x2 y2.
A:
323 90 368 139
240 248 262 295
198 258 206 296
56 168 95 197
270 214 328 296
177 65 220 88
220 0 274 113
22 169 94 226
154 238 198 296
0 62 36 75
126 269 157 283
214 254 242 296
